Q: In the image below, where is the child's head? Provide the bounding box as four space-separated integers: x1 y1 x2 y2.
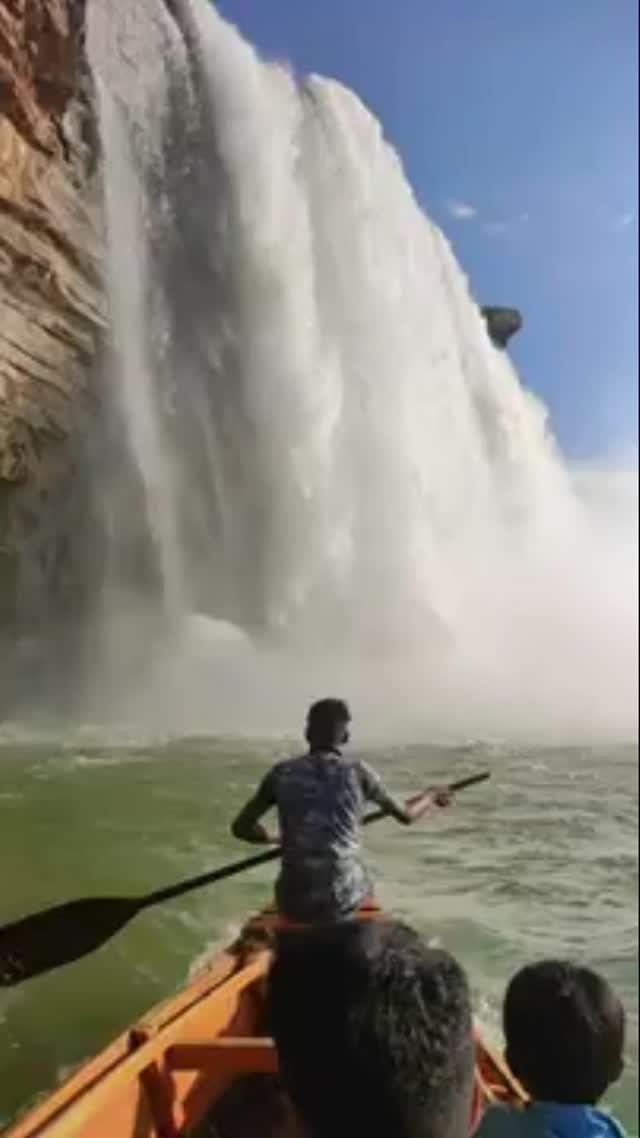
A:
504 960 625 1105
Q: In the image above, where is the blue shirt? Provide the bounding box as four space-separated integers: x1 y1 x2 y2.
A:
475 1103 626 1138
253 750 394 922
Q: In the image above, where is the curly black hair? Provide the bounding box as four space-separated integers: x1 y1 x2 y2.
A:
504 960 625 1104
305 698 351 748
269 919 474 1138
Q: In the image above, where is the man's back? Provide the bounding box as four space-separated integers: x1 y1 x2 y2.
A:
273 751 376 860
230 697 448 922
269 750 383 921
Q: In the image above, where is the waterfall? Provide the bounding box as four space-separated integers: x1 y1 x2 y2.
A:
95 81 186 621
83 0 637 739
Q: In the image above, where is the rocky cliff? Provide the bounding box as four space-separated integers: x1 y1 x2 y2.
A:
0 0 104 630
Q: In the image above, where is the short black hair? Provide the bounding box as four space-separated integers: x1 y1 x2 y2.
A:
269 920 474 1138
305 698 351 747
504 960 625 1104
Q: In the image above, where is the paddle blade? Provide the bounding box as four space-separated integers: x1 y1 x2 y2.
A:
0 896 141 987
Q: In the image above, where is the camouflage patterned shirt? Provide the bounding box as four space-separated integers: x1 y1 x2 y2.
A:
250 749 396 922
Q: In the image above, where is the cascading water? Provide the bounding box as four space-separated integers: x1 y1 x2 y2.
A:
95 80 186 621
83 0 637 739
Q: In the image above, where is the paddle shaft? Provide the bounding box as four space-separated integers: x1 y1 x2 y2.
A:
0 770 490 987
144 770 490 909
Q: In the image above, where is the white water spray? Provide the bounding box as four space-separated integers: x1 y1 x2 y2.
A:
95 81 186 619
85 0 637 740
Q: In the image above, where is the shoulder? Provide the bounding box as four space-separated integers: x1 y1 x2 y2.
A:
591 1110 627 1138
270 754 309 784
475 1105 533 1138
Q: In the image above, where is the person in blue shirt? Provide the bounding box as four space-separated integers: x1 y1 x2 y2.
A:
475 960 627 1138
231 697 450 922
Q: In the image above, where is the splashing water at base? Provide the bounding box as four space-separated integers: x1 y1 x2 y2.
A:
82 0 637 741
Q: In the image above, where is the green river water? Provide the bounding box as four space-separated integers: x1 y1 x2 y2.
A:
0 737 637 1131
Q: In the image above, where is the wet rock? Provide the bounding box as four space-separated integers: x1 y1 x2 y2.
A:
481 306 522 349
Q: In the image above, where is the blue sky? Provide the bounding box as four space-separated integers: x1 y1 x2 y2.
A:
217 0 638 462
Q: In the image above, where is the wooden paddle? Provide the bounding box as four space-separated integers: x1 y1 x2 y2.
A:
0 771 489 987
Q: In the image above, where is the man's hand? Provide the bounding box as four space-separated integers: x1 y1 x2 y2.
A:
402 785 452 822
428 785 453 809
232 818 280 845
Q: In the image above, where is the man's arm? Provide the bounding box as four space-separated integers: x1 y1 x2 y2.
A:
231 771 279 845
358 762 451 826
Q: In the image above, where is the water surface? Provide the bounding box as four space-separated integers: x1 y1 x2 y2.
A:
0 739 637 1131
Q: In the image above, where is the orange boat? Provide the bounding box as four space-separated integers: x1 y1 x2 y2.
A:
5 910 526 1138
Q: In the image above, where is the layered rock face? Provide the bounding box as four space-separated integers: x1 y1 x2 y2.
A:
0 0 104 631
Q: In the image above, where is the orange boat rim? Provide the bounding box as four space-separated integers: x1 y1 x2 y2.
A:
4 909 527 1138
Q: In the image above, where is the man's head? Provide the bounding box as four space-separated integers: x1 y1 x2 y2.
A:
304 698 351 751
269 919 475 1138
504 960 625 1104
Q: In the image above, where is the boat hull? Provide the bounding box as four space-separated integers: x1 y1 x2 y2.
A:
5 911 526 1137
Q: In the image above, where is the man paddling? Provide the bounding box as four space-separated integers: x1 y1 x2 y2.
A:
231 698 451 923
